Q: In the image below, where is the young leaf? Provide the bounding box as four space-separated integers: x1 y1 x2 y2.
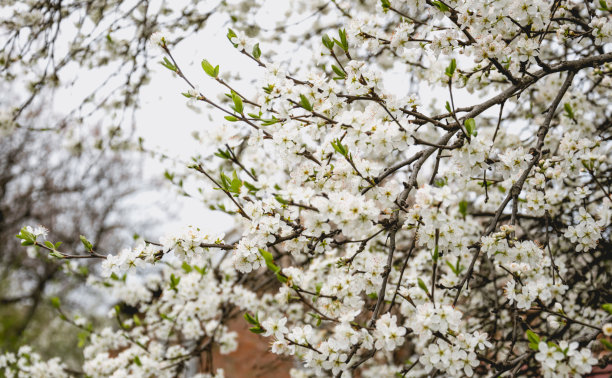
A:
201 59 219 78
331 139 348 156
464 118 476 136
563 103 575 121
333 29 349 51
331 65 346 79
229 171 243 194
431 1 450 12
169 273 180 291
231 91 244 114
446 260 459 275
322 34 334 50
50 296 61 309
526 330 541 351
181 261 193 273
16 227 36 246
133 314 142 326
417 278 429 294
445 58 457 77
249 326 265 334
80 235 93 251
299 94 313 111
458 200 468 217
227 28 238 47
259 248 280 273
160 57 176 72
244 312 258 325
252 43 261 59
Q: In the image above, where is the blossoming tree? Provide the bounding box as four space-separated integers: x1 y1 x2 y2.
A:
4 0 612 377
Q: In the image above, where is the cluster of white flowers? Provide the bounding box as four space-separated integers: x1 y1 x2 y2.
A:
0 346 67 378
535 341 598 377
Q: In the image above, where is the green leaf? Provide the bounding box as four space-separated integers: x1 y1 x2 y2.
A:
299 94 313 111
432 245 439 263
381 0 391 10
331 65 346 79
331 139 348 156
201 59 219 78
16 227 36 246
244 312 258 325
563 103 575 120
417 278 429 294
275 195 289 205
601 339 612 351
445 101 452 113
181 261 193 273
445 58 457 77
446 260 459 275
228 171 243 194
214 149 231 160
133 314 142 326
339 29 348 51
526 330 541 351
133 356 142 367
49 251 64 258
77 330 88 348
434 177 447 187
252 43 261 59
249 326 265 334
431 1 450 12
244 181 259 194
169 273 180 291
227 28 238 47
322 34 334 50
599 0 609 11
309 313 322 327
194 265 208 275
219 171 231 191
231 91 244 114
160 57 176 72
316 283 323 295
276 272 288 284
464 118 476 136
259 248 280 273
50 296 61 309
44 241 55 249
333 29 349 51
80 235 93 251
262 116 279 126
458 200 468 217
602 303 612 314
